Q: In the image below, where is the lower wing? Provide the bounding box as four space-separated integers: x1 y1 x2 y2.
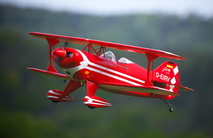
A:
99 83 180 96
28 67 70 80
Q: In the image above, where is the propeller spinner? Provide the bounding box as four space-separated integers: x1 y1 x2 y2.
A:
53 48 66 60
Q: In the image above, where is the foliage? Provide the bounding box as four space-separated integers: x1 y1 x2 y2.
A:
0 5 213 137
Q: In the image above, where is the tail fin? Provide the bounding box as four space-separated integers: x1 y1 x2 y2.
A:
152 61 180 93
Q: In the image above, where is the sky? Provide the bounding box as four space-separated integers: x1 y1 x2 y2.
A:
1 0 213 17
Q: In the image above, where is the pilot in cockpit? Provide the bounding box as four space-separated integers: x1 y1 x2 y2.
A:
101 51 131 64
100 51 116 63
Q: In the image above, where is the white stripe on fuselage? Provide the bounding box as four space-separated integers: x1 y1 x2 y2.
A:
66 50 145 86
87 59 145 84
86 66 142 86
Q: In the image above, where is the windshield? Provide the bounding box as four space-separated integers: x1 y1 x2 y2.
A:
101 51 116 62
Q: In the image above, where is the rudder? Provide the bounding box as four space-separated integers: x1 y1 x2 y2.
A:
152 61 180 93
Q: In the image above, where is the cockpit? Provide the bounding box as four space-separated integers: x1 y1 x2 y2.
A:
101 51 116 63
101 51 133 64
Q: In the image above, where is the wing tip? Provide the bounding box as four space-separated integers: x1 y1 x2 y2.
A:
29 32 38 35
177 56 185 60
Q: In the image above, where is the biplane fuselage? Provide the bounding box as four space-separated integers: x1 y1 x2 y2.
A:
53 47 171 100
28 32 193 111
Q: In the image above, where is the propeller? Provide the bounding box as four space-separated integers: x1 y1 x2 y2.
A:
63 42 73 58
52 42 73 60
63 42 68 49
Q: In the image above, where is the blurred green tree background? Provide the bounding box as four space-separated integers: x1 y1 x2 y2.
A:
1 5 213 138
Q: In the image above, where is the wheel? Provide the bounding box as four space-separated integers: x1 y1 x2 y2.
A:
169 108 174 112
88 106 96 109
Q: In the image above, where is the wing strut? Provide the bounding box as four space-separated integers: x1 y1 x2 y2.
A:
46 37 60 72
82 43 105 56
145 52 159 86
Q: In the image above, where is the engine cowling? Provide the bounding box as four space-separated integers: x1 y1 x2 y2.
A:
83 95 112 108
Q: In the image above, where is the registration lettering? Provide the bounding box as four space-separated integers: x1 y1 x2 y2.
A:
156 72 170 82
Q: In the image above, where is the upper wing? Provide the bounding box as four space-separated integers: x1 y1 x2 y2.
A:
29 32 184 60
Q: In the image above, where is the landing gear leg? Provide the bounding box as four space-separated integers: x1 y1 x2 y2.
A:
163 100 174 112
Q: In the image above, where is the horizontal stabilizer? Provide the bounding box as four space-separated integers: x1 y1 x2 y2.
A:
28 67 70 80
178 85 194 91
153 80 193 92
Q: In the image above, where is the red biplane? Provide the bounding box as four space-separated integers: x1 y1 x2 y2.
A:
28 32 193 112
